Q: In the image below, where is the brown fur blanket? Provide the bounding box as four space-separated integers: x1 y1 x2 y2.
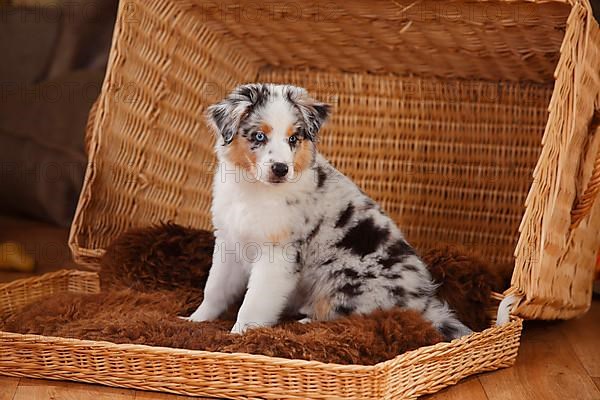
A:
2 224 511 365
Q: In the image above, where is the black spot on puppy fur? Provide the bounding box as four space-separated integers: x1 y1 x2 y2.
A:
321 258 334 266
307 218 323 242
316 166 327 188
335 305 355 315
237 84 269 111
335 203 354 228
334 268 360 279
390 240 416 256
382 272 404 280
337 218 390 257
439 323 459 342
389 286 406 298
332 268 376 280
339 282 363 296
380 240 416 268
403 264 419 273
363 271 377 279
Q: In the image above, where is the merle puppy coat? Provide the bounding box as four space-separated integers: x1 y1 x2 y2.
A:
184 83 472 340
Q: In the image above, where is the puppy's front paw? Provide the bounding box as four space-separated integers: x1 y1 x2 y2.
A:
230 323 245 335
230 320 262 334
179 314 209 323
178 315 208 322
181 302 219 322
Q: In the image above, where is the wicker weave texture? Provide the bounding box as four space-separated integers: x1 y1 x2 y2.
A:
0 270 99 321
201 0 570 82
0 271 522 400
513 0 600 319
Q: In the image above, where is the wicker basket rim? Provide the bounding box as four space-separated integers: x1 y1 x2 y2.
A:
0 269 89 291
0 269 521 371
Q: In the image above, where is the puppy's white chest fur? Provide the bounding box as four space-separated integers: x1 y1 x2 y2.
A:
212 162 308 246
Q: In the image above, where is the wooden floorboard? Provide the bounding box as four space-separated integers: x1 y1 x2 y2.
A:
561 300 600 378
478 319 600 400
133 391 203 399
0 377 19 400
12 378 136 400
424 376 488 400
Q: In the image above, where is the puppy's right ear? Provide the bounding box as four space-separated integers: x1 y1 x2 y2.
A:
206 84 268 145
205 100 242 145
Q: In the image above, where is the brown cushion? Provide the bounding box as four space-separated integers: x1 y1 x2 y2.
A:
0 7 58 84
0 70 104 226
0 129 86 226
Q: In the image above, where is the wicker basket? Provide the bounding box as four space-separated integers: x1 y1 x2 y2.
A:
0 270 522 399
1 0 600 398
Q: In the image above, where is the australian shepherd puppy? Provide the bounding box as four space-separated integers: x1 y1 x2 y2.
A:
184 83 472 340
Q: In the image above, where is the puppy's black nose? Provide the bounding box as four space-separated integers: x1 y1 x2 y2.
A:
271 162 289 177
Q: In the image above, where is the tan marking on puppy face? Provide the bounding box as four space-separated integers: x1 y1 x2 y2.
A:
266 227 291 244
293 139 314 173
260 122 273 136
225 136 256 172
314 296 332 321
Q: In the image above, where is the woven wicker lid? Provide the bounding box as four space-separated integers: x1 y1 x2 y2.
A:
199 0 571 83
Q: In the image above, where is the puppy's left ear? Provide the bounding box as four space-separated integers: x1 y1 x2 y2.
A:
301 101 330 141
288 88 331 141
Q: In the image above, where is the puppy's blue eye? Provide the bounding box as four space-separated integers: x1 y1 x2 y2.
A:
254 132 266 142
288 135 298 144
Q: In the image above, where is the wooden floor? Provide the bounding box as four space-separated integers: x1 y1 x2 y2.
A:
1 215 599 399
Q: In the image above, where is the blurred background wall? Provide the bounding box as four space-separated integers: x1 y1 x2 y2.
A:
0 0 118 227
